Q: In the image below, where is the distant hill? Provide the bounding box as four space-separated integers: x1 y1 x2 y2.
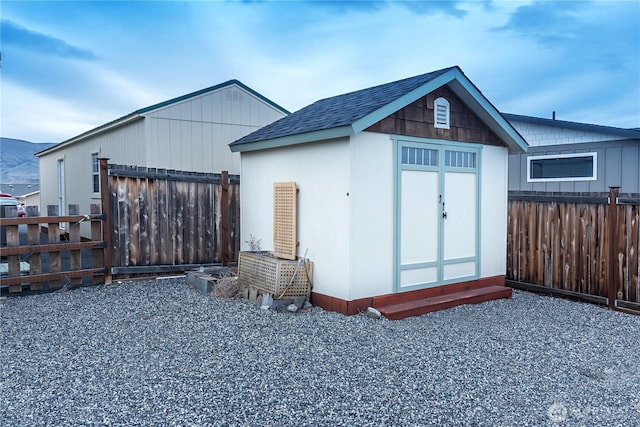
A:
1 138 56 184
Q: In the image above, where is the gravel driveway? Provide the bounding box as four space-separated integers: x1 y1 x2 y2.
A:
1 278 639 426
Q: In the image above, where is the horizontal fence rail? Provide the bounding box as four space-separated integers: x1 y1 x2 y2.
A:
105 161 240 276
507 189 639 314
0 204 107 294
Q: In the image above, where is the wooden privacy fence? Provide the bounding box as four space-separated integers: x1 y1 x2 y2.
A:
0 204 107 294
507 188 639 314
102 160 240 276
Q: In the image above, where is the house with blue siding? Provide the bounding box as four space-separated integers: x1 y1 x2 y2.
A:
230 66 528 319
506 113 640 195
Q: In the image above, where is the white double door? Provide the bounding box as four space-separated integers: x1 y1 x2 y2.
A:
396 141 480 291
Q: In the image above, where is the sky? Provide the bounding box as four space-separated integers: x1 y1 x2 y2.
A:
1 0 639 143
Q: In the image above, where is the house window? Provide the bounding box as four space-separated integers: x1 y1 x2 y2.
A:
434 97 450 129
91 152 100 193
527 152 597 182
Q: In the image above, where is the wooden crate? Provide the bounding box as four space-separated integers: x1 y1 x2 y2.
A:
238 251 313 299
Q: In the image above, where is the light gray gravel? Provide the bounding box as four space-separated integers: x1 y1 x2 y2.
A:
1 278 639 426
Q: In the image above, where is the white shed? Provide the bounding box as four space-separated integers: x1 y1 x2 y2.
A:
37 80 288 219
230 66 528 319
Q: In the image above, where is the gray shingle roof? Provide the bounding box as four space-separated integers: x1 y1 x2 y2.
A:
230 66 456 147
503 113 640 139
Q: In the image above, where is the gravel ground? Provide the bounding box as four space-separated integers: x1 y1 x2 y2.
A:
1 278 639 426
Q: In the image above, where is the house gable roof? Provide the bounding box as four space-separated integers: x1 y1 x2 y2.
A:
230 66 528 153
503 113 640 140
36 80 290 157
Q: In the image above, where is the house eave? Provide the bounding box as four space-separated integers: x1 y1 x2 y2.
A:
230 126 353 153
36 114 144 157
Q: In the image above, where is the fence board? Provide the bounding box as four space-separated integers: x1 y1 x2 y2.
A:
105 164 240 276
128 176 140 267
27 219 42 290
148 177 158 266
205 182 215 262
138 177 150 266
68 204 81 286
1 210 106 293
158 175 170 265
47 214 62 289
507 191 640 313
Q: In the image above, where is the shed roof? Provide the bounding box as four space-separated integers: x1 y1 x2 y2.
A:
37 80 289 157
503 113 640 139
230 66 528 153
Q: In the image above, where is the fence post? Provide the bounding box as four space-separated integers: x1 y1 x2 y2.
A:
46 205 61 289
221 171 229 266
607 186 620 309
68 204 81 286
99 158 113 284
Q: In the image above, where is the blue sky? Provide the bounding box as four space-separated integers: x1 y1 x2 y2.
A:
1 0 639 143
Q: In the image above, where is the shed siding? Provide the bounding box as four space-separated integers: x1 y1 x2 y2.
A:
508 140 640 193
240 139 352 300
480 145 509 277
509 120 623 147
348 132 395 299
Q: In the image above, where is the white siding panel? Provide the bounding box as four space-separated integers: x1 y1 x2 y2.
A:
240 139 351 300
169 119 181 168
201 93 213 121
191 97 202 122
480 145 508 277
181 119 192 170
348 132 395 299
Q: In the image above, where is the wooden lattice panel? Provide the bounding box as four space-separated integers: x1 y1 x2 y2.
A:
273 182 297 260
238 251 313 299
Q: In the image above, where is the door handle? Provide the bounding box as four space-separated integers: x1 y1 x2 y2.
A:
443 211 448 219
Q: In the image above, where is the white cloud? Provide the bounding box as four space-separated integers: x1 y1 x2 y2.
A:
1 0 638 143
1 83 112 142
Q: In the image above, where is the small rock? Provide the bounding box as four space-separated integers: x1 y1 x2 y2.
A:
260 293 273 309
270 299 292 311
303 301 313 309
366 307 382 319
292 297 306 309
287 304 299 313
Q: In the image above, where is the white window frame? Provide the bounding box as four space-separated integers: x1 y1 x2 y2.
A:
91 152 100 193
434 97 450 129
527 152 597 182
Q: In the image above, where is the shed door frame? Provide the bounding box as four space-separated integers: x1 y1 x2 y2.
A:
393 136 482 293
